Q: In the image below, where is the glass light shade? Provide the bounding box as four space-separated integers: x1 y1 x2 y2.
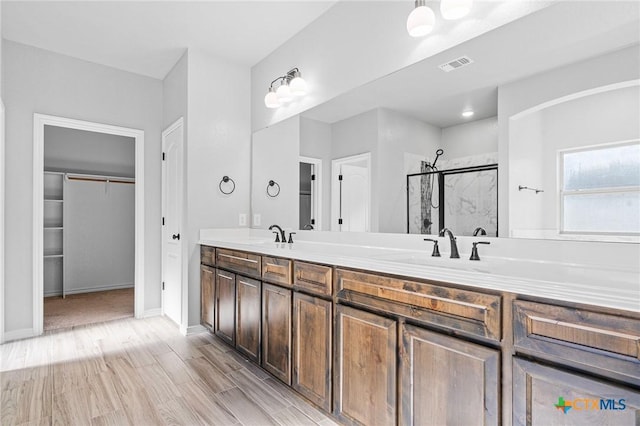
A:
264 89 280 108
276 84 293 103
440 0 473 20
289 76 307 97
407 5 435 37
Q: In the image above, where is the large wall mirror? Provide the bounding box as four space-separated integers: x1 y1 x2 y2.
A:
251 1 640 242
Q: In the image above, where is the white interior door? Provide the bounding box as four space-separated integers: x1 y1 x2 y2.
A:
162 118 184 326
340 164 369 232
332 153 371 232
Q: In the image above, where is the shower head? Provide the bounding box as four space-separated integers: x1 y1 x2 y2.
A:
432 149 444 168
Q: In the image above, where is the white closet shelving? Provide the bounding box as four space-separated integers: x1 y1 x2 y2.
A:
43 171 65 297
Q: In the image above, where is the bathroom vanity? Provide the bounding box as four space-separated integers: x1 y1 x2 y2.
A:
199 229 640 426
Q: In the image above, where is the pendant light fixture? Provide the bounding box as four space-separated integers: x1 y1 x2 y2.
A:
440 0 473 20
407 0 435 37
264 68 307 109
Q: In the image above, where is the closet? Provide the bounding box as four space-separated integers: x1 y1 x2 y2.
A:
43 125 135 329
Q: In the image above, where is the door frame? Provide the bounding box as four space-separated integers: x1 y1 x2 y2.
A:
331 152 372 232
299 156 323 230
161 117 188 334
0 100 5 343
33 114 145 336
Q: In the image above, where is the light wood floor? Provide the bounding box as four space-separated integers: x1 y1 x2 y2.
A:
44 288 134 331
0 316 338 426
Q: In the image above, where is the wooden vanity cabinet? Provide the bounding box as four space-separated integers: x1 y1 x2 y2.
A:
200 265 215 330
513 358 640 426
292 292 332 412
334 304 397 426
235 275 261 362
215 269 236 345
262 282 292 385
399 323 500 426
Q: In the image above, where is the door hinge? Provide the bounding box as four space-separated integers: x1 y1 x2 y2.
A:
311 219 315 225
162 217 165 226
338 174 343 181
311 174 316 181
338 218 343 225
162 152 166 161
162 282 165 291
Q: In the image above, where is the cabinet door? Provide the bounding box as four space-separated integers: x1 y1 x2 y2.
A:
334 305 396 426
513 358 640 426
200 265 215 330
236 275 261 362
262 283 292 384
215 270 236 345
292 292 332 411
399 323 499 426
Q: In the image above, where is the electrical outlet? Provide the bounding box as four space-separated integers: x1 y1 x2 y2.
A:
253 214 261 227
239 213 247 226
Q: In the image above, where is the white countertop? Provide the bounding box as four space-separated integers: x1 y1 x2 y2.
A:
199 228 640 313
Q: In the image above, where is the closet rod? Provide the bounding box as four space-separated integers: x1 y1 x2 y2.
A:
66 174 135 185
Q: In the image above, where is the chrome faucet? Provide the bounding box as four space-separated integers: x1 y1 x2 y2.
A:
473 227 487 236
268 224 286 242
439 228 460 259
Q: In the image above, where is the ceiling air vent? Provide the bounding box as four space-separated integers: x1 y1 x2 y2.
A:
439 55 474 72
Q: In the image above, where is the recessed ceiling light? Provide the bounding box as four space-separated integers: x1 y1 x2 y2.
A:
462 110 474 118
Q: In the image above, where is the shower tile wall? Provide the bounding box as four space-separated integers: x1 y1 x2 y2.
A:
407 152 498 236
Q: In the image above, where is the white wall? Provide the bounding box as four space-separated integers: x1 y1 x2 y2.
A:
378 108 441 233
64 180 134 295
44 126 135 177
252 115 300 232
186 49 251 328
441 117 498 160
163 52 188 129
3 40 163 333
498 45 640 237
300 117 331 231
509 84 640 237
251 1 548 131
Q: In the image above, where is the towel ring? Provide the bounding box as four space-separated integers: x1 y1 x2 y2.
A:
266 180 280 198
219 176 236 195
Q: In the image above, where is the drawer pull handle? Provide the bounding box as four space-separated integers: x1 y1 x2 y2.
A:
219 253 258 264
218 273 234 280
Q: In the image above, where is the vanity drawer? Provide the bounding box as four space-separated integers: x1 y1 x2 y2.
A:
216 248 262 278
293 261 332 297
513 300 640 385
200 245 216 267
262 256 293 287
336 268 501 341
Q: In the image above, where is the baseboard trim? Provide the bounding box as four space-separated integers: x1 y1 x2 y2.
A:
141 308 162 319
3 328 38 343
185 324 207 336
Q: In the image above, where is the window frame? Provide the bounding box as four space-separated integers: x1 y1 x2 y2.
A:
558 139 640 237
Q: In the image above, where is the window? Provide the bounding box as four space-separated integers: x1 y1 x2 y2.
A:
560 141 640 235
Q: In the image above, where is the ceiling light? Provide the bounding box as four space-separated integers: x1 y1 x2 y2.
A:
265 68 307 109
462 110 474 118
407 0 435 37
264 87 280 108
440 0 473 20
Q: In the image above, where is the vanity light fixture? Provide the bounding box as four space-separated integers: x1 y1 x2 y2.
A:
264 68 307 109
440 0 473 20
462 110 474 118
407 0 435 37
407 0 473 37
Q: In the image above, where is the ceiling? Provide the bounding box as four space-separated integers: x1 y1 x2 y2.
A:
2 1 337 79
303 1 640 128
